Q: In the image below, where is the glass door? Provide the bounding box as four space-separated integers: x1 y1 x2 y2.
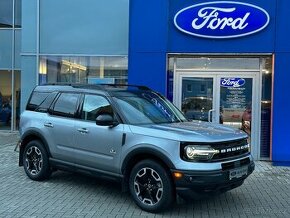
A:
174 72 259 159
217 76 255 151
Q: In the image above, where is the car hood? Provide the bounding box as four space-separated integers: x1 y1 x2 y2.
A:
129 121 247 143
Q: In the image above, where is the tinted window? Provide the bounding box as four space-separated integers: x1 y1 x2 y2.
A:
53 93 79 117
35 92 58 113
27 92 50 111
81 95 112 121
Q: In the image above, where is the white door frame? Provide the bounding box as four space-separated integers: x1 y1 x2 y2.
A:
173 70 261 160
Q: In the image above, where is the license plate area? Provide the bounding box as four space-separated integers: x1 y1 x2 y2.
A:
229 166 248 180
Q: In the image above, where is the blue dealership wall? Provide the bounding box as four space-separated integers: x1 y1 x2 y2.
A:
129 0 290 164
128 0 169 94
272 0 290 165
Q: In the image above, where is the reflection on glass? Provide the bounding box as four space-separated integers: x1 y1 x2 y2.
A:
181 78 213 121
176 57 259 70
219 77 253 149
260 57 272 158
0 0 13 28
39 56 128 85
15 0 22 28
0 71 12 130
14 70 21 130
220 78 253 130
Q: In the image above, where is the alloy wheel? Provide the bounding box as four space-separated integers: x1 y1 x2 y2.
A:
133 167 164 205
25 146 43 176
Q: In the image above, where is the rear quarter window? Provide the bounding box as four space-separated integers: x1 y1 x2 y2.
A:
26 91 50 111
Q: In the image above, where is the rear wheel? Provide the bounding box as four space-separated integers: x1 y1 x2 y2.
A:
23 140 51 181
129 159 174 213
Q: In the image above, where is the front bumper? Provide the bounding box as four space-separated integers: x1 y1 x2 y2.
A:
172 161 255 199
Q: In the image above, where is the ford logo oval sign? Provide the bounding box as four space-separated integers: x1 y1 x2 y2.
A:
174 1 270 39
220 78 245 88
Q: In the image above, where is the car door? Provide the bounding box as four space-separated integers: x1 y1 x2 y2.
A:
74 94 124 173
44 92 80 163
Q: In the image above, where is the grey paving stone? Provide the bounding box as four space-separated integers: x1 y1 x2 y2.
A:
1 133 290 218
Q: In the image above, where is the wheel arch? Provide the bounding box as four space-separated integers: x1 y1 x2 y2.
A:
121 147 176 191
19 130 51 166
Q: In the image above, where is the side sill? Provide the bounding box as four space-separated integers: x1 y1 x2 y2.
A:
49 158 123 182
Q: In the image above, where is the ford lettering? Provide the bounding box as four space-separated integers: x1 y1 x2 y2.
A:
174 1 270 39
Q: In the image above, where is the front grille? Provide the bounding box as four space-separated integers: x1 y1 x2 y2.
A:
211 139 249 161
222 157 251 170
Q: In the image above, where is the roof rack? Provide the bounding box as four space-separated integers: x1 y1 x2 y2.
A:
102 84 151 91
42 83 151 91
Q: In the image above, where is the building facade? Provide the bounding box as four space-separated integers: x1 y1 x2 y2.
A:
0 0 21 131
0 0 289 165
128 0 289 165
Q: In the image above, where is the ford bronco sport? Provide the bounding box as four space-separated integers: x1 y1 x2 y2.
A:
19 84 254 212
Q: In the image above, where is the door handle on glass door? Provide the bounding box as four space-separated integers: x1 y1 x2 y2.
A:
208 109 215 122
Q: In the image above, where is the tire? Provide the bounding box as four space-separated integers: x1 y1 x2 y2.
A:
129 159 174 213
23 140 51 181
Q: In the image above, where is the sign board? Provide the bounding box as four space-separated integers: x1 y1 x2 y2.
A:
174 1 270 39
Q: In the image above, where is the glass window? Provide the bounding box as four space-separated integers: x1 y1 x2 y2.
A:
81 95 112 121
36 92 58 113
0 70 12 130
176 57 260 70
0 0 13 28
39 0 128 54
27 92 50 111
15 0 21 28
260 57 272 159
53 93 79 117
0 30 13 69
14 29 21 69
114 92 187 125
39 56 128 85
14 70 21 129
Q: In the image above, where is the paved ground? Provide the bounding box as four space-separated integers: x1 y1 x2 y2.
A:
0 132 290 218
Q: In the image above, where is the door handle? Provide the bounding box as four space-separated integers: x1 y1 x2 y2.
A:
77 128 89 134
44 122 54 128
208 109 215 122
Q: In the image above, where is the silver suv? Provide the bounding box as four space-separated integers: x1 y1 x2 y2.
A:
19 84 254 212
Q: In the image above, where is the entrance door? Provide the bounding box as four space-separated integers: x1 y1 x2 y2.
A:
174 72 259 159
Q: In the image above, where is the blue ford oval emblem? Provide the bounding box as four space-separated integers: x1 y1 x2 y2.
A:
174 1 270 39
220 78 245 88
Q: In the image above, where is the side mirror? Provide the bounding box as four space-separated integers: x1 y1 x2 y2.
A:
96 114 118 127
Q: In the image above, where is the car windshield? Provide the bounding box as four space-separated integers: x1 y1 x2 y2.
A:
113 92 188 125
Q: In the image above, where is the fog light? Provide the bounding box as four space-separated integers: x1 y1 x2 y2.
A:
173 172 183 179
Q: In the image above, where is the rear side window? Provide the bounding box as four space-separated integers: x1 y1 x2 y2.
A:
52 93 80 118
27 91 58 112
36 92 58 113
27 92 50 111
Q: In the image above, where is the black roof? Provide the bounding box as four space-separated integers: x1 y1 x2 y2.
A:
34 83 154 96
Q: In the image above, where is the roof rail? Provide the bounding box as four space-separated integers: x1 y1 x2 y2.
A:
43 82 74 86
42 83 151 91
102 84 151 91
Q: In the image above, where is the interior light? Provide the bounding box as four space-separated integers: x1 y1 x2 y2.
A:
62 60 87 71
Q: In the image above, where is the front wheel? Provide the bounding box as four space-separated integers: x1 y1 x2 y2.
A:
23 140 51 181
129 159 174 213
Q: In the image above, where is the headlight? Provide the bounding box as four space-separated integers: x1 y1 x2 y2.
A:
184 145 219 161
